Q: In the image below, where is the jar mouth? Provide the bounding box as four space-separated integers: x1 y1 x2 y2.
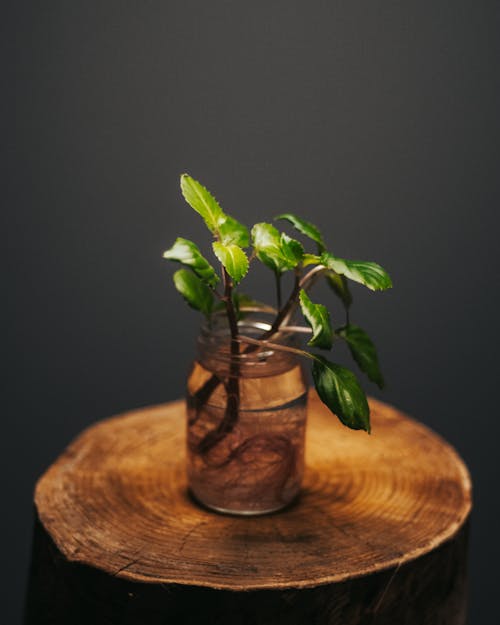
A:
197 308 300 375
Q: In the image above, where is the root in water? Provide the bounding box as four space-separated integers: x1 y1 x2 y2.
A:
189 430 299 505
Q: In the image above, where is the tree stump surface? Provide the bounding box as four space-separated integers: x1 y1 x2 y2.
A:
34 392 471 593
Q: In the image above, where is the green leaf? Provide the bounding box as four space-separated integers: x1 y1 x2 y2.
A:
219 215 250 247
173 269 213 317
299 290 333 350
326 271 352 308
303 253 321 266
312 355 370 432
212 241 249 284
180 174 225 233
339 324 384 389
280 233 305 267
251 222 304 273
163 238 219 288
275 213 325 252
321 252 392 291
251 222 283 273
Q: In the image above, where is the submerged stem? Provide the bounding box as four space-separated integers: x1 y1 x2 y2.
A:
196 267 240 455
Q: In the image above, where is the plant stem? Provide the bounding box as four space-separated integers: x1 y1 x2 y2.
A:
261 269 301 339
277 325 312 334
196 267 240 455
193 269 302 408
193 265 323 411
222 267 239 342
299 265 328 289
222 267 238 342
222 266 241 429
236 335 315 360
275 272 282 310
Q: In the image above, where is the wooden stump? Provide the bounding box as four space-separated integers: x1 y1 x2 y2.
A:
29 392 471 625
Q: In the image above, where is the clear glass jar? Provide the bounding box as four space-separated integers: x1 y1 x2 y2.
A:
186 311 308 515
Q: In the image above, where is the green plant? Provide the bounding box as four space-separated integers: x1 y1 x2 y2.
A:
163 173 392 438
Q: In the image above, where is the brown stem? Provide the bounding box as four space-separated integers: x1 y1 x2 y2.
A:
222 268 239 341
275 272 282 310
260 269 301 340
196 268 241 455
300 265 328 288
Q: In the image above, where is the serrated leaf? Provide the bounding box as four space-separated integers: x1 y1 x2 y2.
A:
326 271 352 308
280 233 304 267
219 215 249 247
173 269 213 317
163 238 219 288
321 252 392 291
275 213 325 252
251 222 281 268
251 221 280 247
212 241 249 284
312 356 370 432
339 324 384 389
299 290 333 350
251 222 304 273
180 174 225 233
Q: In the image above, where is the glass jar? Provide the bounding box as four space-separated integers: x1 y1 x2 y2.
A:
186 311 308 515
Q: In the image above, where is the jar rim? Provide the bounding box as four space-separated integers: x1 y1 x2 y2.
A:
197 308 300 374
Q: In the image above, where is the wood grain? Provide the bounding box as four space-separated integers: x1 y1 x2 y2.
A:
34 391 471 592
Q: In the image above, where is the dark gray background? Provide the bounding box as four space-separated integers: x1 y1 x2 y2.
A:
4 1 499 623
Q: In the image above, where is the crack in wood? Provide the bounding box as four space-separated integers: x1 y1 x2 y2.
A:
371 562 402 616
112 555 143 577
179 520 208 554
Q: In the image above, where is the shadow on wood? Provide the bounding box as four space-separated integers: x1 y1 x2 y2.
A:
24 513 469 625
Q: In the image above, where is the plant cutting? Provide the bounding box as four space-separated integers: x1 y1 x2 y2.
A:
163 174 392 515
